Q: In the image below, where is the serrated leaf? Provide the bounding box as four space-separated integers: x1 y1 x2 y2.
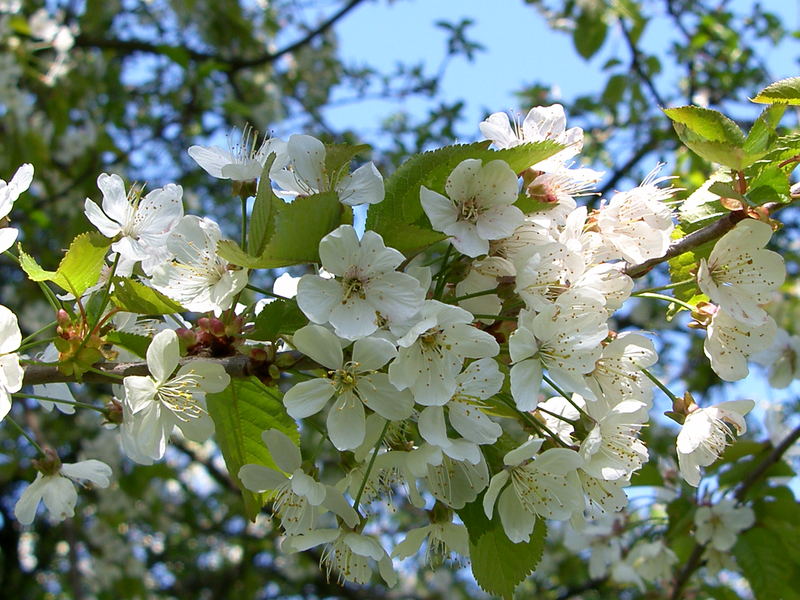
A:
249 298 308 341
574 9 607 59
458 497 546 599
220 192 344 269
366 141 565 254
734 527 800 600
19 232 110 296
248 154 278 256
744 105 786 155
206 377 298 520
664 106 746 145
752 77 800 105
105 330 151 359
110 278 185 314
679 170 731 232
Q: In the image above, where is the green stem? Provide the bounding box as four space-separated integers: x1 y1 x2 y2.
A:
86 366 125 380
20 321 57 348
635 292 696 313
471 314 517 322
542 374 593 422
446 288 498 304
536 405 578 425
12 393 106 413
94 252 121 323
353 419 390 512
17 337 58 354
5 416 46 455
433 246 453 300
640 367 680 404
241 195 248 249
635 278 695 294
498 394 568 447
245 283 283 300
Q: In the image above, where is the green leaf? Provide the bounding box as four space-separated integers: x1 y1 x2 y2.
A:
219 192 344 269
574 9 607 59
630 462 663 487
105 330 151 359
247 154 278 257
366 141 565 254
206 377 299 520
734 527 800 600
744 105 786 155
458 498 546 599
249 298 308 341
752 77 800 105
19 232 111 296
678 170 731 232
110 278 185 314
324 143 371 177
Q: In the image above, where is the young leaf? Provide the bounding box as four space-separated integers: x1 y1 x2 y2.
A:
105 330 151 358
458 497 546 599
324 143 371 177
743 104 786 155
249 298 308 341
678 170 731 232
206 377 299 521
247 153 278 257
752 77 800 105
110 278 185 314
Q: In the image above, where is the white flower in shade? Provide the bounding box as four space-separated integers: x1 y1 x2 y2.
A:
388 300 500 406
595 168 675 265
271 134 384 206
416 445 490 509
14 457 112 524
420 159 523 258
150 216 249 313
122 329 230 461
752 329 800 389
84 173 183 273
694 499 755 551
283 529 397 587
536 395 579 445
483 438 584 543
392 520 470 564
676 399 755 487
697 219 785 326
188 126 286 181
417 358 504 463
704 307 777 381
579 393 649 481
509 298 608 410
297 225 425 340
238 429 358 534
283 324 413 450
611 540 677 590
0 304 23 422
586 333 658 407
479 104 584 170
579 471 630 514
455 266 502 325
0 163 33 253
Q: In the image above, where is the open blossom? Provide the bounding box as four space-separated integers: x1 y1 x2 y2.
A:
595 168 675 265
388 301 499 406
392 520 470 564
704 306 777 381
283 324 414 450
122 329 230 462
14 456 112 525
586 333 658 406
0 304 23 422
188 126 286 181
420 158 523 258
84 173 183 273
150 216 249 313
238 429 357 534
677 399 754 486
0 163 33 253
271 134 384 206
752 328 800 388
297 225 425 340
694 499 755 551
483 438 584 543
697 219 785 325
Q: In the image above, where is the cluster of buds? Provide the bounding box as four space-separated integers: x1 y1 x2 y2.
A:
176 314 247 357
54 309 114 379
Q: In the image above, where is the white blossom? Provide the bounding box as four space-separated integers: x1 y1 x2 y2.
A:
392 521 470 564
694 499 755 551
0 163 33 253
297 225 425 340
676 399 754 487
0 304 23 422
420 159 524 257
122 329 230 462
697 219 784 325
752 328 800 388
188 126 286 181
704 307 777 381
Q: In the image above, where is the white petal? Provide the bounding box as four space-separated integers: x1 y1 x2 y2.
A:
262 428 302 473
352 337 396 372
284 378 336 419
238 464 288 491
146 330 180 384
337 162 384 206
60 459 112 487
327 393 366 450
498 487 536 543
291 324 343 370
418 406 450 448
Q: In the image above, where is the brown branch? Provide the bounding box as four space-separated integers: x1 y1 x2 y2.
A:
669 424 800 599
624 203 782 279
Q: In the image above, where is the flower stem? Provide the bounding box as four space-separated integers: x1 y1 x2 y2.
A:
471 314 517 321
446 288 498 304
353 419 389 513
20 321 57 348
497 394 569 447
17 337 58 354
433 246 453 300
12 393 107 413
5 416 46 455
635 278 695 294
542 374 593 422
640 367 680 404
635 292 696 313
245 283 283 299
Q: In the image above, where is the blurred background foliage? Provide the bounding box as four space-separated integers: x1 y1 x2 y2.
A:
1 0 799 598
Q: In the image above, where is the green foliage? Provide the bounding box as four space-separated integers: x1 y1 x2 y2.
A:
573 7 608 59
104 330 151 359
247 154 278 257
751 76 800 104
678 170 730 232
366 140 565 254
219 191 344 268
206 377 299 520
249 298 308 342
110 278 185 314
734 527 800 600
458 498 546 599
324 143 372 177
18 232 111 297
667 227 710 311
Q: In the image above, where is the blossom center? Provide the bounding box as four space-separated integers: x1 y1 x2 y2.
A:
155 371 206 419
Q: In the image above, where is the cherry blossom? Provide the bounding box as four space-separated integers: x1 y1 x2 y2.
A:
0 163 33 253
188 126 286 182
704 306 777 381
694 499 755 550
0 304 23 422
